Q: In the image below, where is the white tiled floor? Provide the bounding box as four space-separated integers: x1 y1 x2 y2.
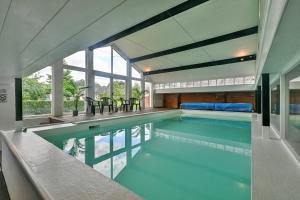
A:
252 115 300 200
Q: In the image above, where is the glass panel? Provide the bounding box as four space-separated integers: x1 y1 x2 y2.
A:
145 82 152 108
187 81 194 87
159 84 164 89
217 79 225 86
95 76 110 99
201 80 208 87
113 129 125 151
95 133 110 158
93 47 111 73
63 138 85 163
180 82 187 88
131 126 141 146
164 83 170 89
194 81 201 87
175 82 181 88
63 69 86 112
132 80 141 98
170 83 175 88
154 84 159 89
270 83 280 132
113 50 127 76
112 152 127 179
23 66 52 115
244 76 255 84
287 75 300 156
209 79 216 86
64 51 85 68
94 158 111 178
225 78 234 85
235 77 244 85
113 79 126 106
131 146 141 158
132 66 141 78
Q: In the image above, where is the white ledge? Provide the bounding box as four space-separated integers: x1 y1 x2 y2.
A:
1 130 141 200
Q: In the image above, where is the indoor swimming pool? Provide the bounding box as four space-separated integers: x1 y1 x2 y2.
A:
42 115 252 200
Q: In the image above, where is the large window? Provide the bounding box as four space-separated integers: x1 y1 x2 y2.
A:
93 47 111 73
23 66 52 115
145 82 152 108
287 74 300 156
95 76 110 99
132 66 141 79
270 80 280 132
132 80 141 99
113 79 126 105
113 50 127 76
154 76 255 90
63 51 86 68
63 69 86 113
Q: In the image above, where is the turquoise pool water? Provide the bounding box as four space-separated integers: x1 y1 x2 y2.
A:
43 116 251 200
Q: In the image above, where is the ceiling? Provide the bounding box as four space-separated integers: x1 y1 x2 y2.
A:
262 0 300 75
114 0 259 83
0 0 186 77
0 0 259 84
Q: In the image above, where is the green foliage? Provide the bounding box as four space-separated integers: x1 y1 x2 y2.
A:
62 69 87 111
23 73 51 101
23 100 85 115
113 81 125 99
132 82 142 99
23 100 51 115
64 100 84 112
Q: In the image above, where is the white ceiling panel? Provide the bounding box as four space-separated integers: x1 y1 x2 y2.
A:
135 57 177 72
174 0 258 41
0 0 10 32
114 38 153 58
21 0 124 69
23 0 186 75
0 0 67 75
165 47 211 66
203 34 258 60
149 61 256 83
126 17 193 52
133 47 212 72
263 0 300 74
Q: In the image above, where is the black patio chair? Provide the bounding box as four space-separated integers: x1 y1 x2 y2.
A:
85 97 100 115
120 97 130 111
100 97 114 114
129 97 141 111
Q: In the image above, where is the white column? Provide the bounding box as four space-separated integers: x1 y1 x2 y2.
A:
280 73 288 139
51 61 64 117
141 74 145 108
86 49 95 99
0 76 16 131
127 62 132 98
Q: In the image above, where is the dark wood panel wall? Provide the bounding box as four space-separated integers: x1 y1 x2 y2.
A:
163 91 256 110
290 89 300 104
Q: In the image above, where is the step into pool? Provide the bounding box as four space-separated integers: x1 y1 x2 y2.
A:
42 115 251 200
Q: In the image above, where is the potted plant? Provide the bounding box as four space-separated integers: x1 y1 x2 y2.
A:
73 86 88 116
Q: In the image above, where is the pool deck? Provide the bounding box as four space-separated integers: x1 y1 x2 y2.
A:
52 108 173 123
252 114 300 200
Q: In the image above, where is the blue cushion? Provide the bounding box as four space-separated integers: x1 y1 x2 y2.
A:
180 102 253 112
180 102 215 110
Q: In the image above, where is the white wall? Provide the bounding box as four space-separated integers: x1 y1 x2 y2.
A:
0 77 16 131
2 141 42 200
